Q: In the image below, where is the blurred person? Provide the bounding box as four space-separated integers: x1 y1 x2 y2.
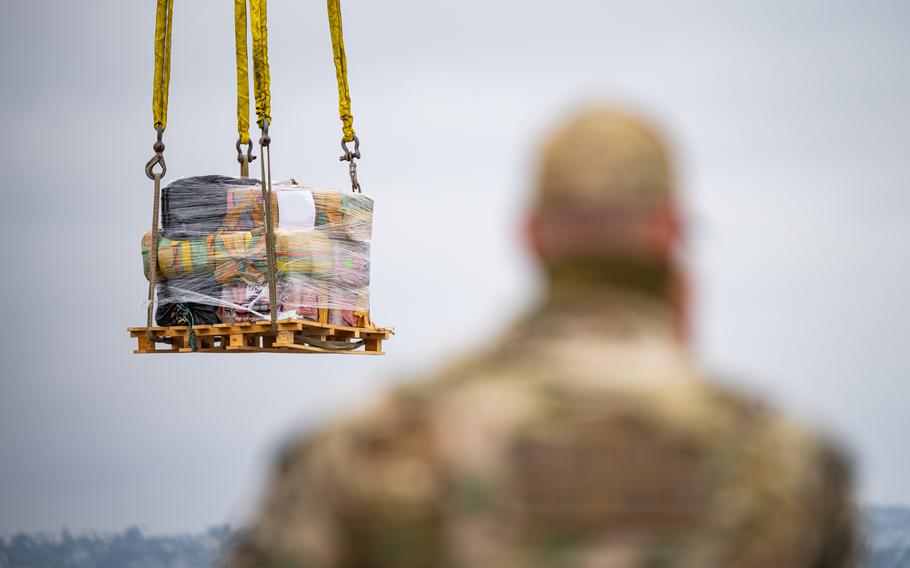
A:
226 106 857 567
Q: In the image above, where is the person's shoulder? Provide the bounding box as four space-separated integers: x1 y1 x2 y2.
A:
620 372 853 516
227 373 466 568
279 381 435 467
272 350 525 485
273 360 471 474
708 377 848 459
688 376 850 473
690 378 858 565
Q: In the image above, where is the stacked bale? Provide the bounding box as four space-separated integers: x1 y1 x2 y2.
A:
142 176 373 326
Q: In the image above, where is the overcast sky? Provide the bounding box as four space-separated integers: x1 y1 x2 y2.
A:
0 0 908 535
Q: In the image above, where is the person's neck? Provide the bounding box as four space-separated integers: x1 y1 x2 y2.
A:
539 283 683 343
538 259 687 340
548 280 669 313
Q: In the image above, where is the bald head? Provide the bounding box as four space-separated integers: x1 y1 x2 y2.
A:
537 106 674 211
530 106 681 266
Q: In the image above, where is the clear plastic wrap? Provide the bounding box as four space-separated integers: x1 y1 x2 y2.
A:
142 176 373 327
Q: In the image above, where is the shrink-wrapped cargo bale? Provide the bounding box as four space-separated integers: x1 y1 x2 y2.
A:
141 176 374 327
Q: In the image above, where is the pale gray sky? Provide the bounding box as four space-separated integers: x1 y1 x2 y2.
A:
0 0 908 535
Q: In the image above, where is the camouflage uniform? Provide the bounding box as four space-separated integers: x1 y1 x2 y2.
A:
228 108 857 568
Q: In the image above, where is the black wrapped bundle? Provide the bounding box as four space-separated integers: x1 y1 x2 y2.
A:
161 175 259 239
154 275 223 326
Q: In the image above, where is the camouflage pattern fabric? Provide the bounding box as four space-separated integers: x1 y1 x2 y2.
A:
227 292 856 568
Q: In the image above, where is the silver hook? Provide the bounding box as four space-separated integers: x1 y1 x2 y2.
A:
146 124 167 179
339 136 362 192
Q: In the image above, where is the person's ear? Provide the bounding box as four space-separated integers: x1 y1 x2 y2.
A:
525 209 545 261
651 197 681 258
671 259 689 343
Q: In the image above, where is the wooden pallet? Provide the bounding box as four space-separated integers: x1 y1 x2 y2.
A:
129 319 392 355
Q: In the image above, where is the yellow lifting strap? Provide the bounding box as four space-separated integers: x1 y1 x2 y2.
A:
234 0 252 145
152 0 174 131
248 0 271 129
327 0 355 142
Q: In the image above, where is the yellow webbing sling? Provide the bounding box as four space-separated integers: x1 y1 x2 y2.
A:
327 0 362 192
234 0 252 147
327 0 355 142
152 0 174 133
235 0 271 140
249 0 271 130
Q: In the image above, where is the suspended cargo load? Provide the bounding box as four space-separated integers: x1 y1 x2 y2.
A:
131 177 389 354
140 177 374 328
129 0 392 354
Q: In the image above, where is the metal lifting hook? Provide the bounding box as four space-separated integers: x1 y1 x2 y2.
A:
145 124 167 180
339 136 362 192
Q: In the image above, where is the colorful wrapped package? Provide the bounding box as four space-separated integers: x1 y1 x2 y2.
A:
141 176 374 327
142 232 216 280
217 282 273 323
328 286 371 327
141 230 270 285
218 280 322 323
331 240 371 287
311 188 374 241
314 189 343 228
213 231 268 284
341 192 374 241
223 187 279 232
275 230 333 277
278 280 321 321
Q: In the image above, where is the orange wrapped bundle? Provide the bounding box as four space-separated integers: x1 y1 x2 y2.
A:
213 231 268 284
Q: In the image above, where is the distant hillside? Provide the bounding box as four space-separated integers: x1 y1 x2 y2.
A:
0 525 231 568
866 506 910 568
1 507 908 567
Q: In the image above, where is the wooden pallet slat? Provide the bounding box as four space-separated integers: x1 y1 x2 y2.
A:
129 318 392 355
